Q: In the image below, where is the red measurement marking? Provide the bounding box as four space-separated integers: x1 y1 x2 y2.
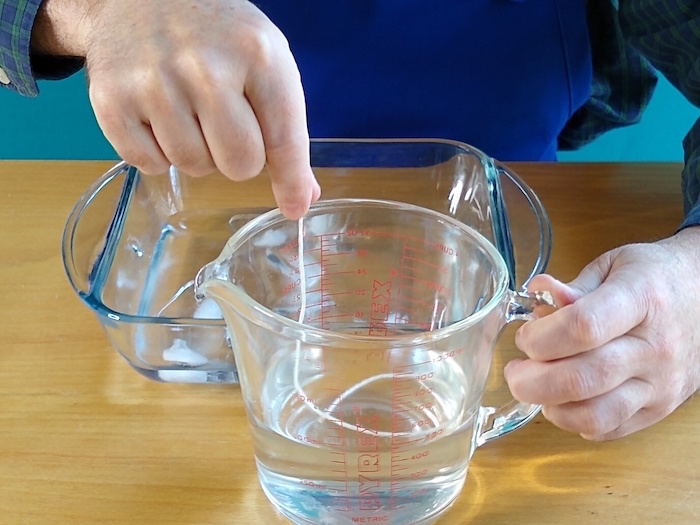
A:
366 231 403 239
323 251 356 257
319 236 326 331
390 438 424 447
302 302 325 309
400 256 443 269
321 270 356 277
397 266 419 277
319 313 354 320
324 291 355 297
401 244 428 254
357 249 368 257
388 408 415 416
370 230 456 249
400 274 438 285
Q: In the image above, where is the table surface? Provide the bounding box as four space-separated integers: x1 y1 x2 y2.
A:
1 160 697 525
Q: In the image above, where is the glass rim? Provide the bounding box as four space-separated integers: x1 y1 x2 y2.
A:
196 198 511 348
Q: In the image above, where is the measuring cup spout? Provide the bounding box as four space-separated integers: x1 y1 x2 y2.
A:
194 253 233 302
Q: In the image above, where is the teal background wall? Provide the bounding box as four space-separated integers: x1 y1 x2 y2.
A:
0 70 698 162
1 71 118 160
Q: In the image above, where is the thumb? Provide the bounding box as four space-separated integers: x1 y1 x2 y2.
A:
526 274 583 308
527 252 613 307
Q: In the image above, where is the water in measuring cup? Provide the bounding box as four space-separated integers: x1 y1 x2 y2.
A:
252 340 479 525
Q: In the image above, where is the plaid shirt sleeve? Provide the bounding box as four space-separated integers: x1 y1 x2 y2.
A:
619 0 700 229
0 0 43 96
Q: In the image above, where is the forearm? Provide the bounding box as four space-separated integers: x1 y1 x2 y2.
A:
31 0 95 57
618 0 700 225
680 119 700 229
0 0 93 95
619 0 700 104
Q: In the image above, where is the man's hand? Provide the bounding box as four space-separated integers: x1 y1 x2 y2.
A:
33 0 320 219
505 226 700 440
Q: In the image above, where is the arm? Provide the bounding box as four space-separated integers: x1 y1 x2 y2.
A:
2 0 319 219
619 0 700 228
504 1 700 441
0 0 86 96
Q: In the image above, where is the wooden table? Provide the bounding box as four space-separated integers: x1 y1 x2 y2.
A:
1 161 697 525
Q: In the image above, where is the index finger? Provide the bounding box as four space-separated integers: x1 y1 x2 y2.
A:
516 276 647 361
245 32 320 220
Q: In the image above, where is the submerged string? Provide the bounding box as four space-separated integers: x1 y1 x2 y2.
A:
296 218 308 324
290 218 438 437
291 218 376 434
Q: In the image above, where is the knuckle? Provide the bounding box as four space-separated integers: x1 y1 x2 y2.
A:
576 404 607 437
646 400 676 423
89 85 127 132
567 305 603 348
127 64 168 104
651 330 677 365
122 150 167 175
641 279 672 315
266 134 309 163
167 148 213 177
217 141 266 181
181 164 215 178
172 47 206 77
663 369 690 406
173 48 230 89
88 84 113 117
116 137 165 175
239 23 289 69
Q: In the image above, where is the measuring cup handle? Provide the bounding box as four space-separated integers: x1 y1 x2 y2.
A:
474 290 557 447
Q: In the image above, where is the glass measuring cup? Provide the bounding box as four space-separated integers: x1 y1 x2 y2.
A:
195 199 554 525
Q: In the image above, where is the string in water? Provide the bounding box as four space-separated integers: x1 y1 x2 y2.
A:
291 218 443 438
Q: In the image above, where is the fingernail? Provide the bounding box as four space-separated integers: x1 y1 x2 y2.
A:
514 326 525 347
283 204 306 220
504 362 512 377
504 360 514 377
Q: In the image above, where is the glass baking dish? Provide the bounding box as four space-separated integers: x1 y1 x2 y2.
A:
62 139 551 384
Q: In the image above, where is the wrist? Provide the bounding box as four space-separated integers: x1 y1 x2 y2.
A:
30 0 100 58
